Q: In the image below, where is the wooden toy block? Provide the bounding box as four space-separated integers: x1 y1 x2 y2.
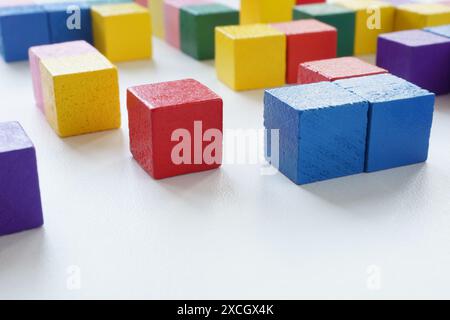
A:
215 24 286 91
149 0 165 38
240 0 296 24
91 3 152 62
180 3 239 60
135 0 148 6
164 0 212 49
376 30 450 95
271 19 337 84
0 122 44 236
264 82 368 185
395 3 450 31
127 79 223 180
0 5 51 62
40 52 121 137
43 2 93 44
336 74 434 173
29 40 98 113
293 3 355 56
334 0 394 55
425 24 450 38
298 57 387 84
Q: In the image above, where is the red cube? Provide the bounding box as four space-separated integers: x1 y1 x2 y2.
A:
298 57 388 84
271 19 337 84
127 79 223 179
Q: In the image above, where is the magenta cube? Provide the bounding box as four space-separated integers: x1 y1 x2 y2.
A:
164 0 212 48
0 122 43 236
29 40 97 112
376 30 450 95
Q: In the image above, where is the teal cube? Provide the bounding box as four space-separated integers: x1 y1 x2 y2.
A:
180 4 239 60
293 3 355 57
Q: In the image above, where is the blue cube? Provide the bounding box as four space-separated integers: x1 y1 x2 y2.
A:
264 82 369 185
0 5 50 62
43 2 93 44
336 74 434 173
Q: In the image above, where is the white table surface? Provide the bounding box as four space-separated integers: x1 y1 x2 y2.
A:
1 4 450 299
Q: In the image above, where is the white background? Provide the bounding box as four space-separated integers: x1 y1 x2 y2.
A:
1 0 450 299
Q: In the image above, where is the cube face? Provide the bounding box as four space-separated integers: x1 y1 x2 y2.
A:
240 0 296 24
0 122 43 236
180 4 239 60
264 82 368 185
44 2 93 44
0 5 50 62
40 53 121 137
336 74 434 173
376 30 450 95
271 19 337 84
164 0 211 49
127 79 223 180
293 3 355 56
395 4 450 31
215 24 286 91
29 40 97 112
298 57 387 84
149 0 165 38
425 24 450 38
92 3 151 62
335 0 394 55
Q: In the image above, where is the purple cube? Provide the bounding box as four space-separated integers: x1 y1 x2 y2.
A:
0 122 43 236
376 30 450 95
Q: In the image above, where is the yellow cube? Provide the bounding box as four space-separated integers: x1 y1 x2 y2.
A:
40 53 121 137
149 0 164 38
240 0 296 24
395 4 450 31
91 3 152 62
215 24 286 91
335 0 395 55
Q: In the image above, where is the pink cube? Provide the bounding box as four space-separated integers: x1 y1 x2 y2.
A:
298 57 387 84
28 41 97 112
135 0 148 6
164 0 211 48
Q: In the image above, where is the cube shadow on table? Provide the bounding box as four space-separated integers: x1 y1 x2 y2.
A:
0 122 43 237
127 79 223 180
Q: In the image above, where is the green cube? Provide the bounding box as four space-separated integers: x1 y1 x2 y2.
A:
293 4 355 57
180 4 239 60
